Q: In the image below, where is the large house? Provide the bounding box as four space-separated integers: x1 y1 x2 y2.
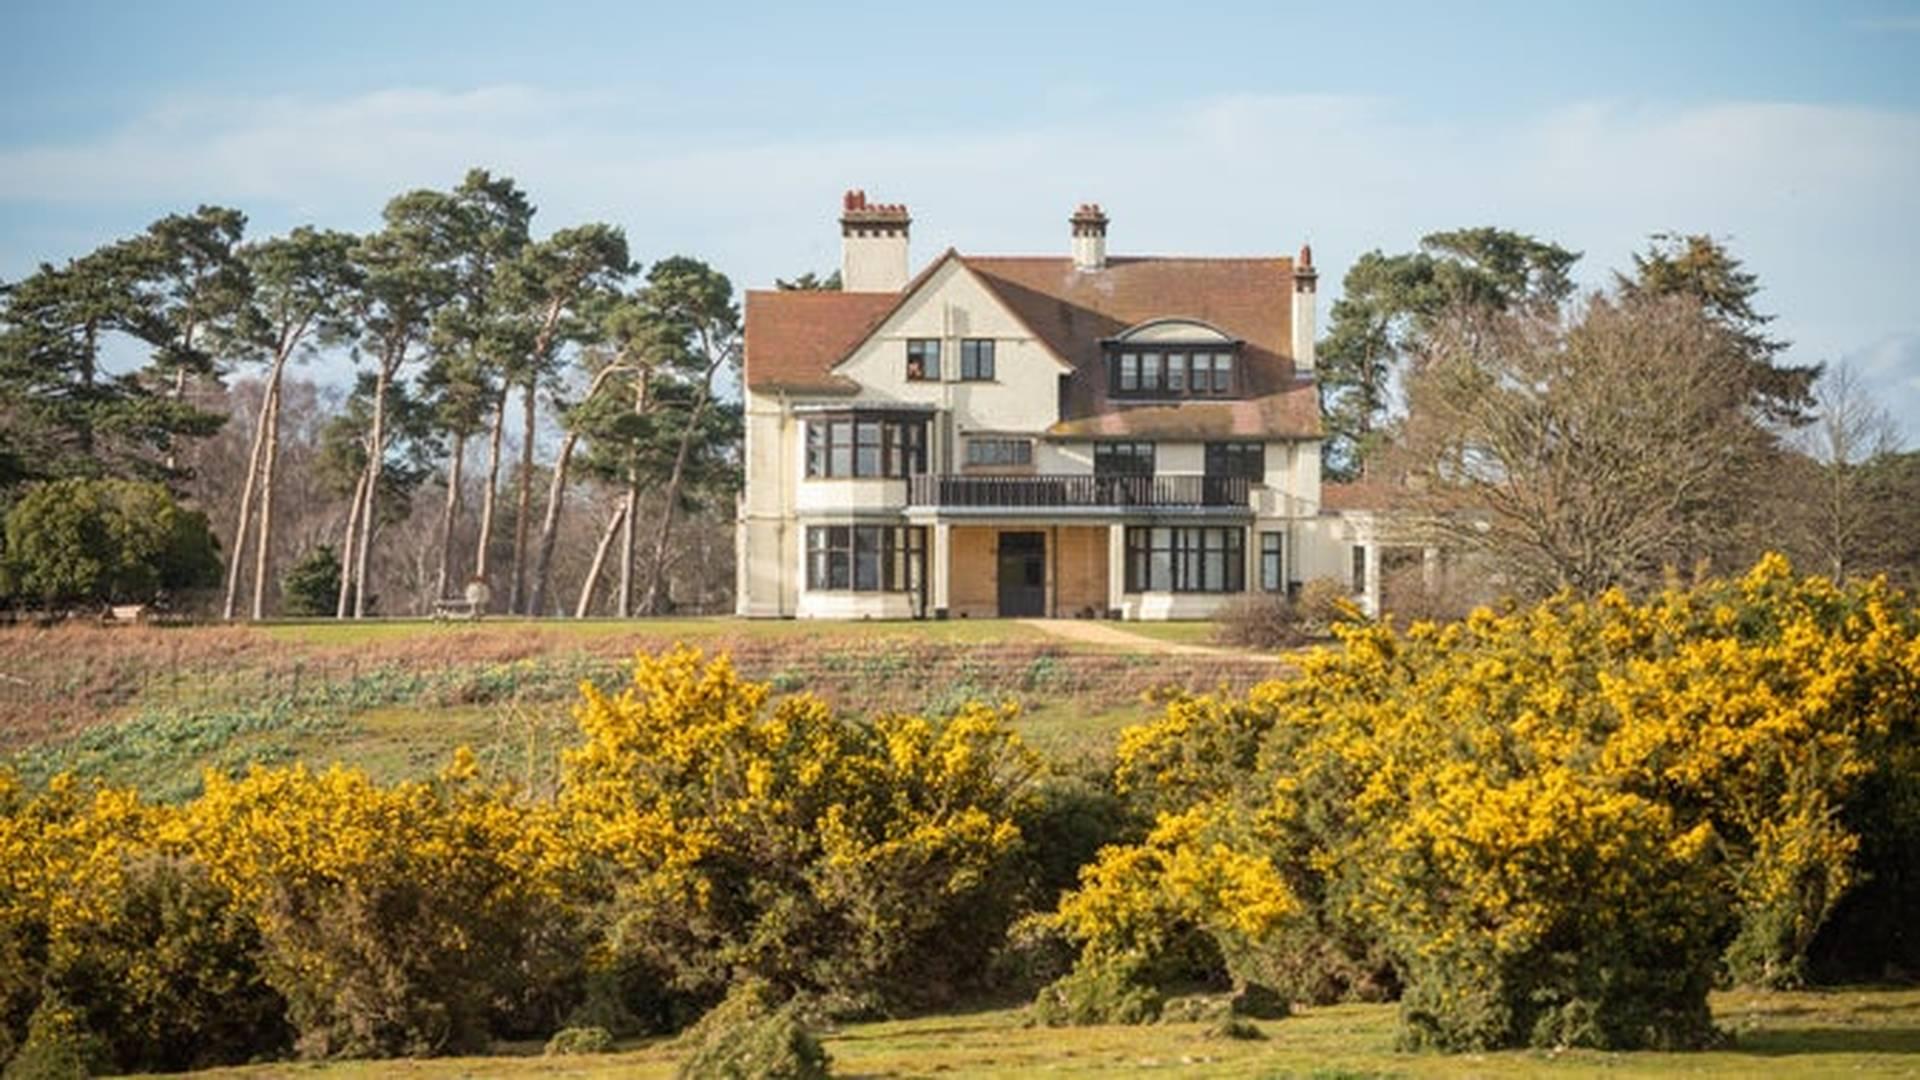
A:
736 192 1381 620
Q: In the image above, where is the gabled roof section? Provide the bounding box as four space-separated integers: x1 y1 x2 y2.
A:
746 250 1323 439
964 256 1320 440
742 290 897 395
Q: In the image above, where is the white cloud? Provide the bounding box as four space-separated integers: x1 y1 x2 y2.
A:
2 86 1916 402
1840 334 1920 447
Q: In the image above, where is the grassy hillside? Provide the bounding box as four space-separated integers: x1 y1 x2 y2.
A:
0 618 1276 797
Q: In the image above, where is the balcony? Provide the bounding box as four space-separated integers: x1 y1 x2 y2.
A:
908 473 1250 511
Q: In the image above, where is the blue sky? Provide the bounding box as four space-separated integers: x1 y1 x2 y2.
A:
4 0 1918 435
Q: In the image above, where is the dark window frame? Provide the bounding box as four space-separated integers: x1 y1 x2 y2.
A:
1205 441 1266 480
959 338 996 381
1094 440 1156 476
1105 343 1243 399
805 413 928 479
1260 531 1285 593
1124 526 1246 594
807 525 927 593
906 339 941 381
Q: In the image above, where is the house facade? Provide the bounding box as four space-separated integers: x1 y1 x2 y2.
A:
736 192 1369 620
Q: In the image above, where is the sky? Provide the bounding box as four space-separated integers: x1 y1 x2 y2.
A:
3 0 1918 437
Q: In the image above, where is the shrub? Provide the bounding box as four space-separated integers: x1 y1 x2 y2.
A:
1202 1016 1266 1040
675 982 830 1080
1213 593 1308 650
279 545 341 617
1031 957 1164 1026
0 478 220 608
177 754 571 1058
560 648 1037 1013
3 996 107 1080
1044 556 1920 1050
544 1026 615 1055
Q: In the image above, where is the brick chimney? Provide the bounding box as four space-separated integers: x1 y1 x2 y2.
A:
1070 203 1108 271
1292 241 1317 377
839 189 910 292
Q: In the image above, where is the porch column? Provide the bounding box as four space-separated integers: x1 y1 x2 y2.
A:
1106 524 1126 619
1362 541 1382 619
932 522 952 618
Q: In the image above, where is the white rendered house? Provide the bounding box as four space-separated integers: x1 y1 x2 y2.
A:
736 192 1376 620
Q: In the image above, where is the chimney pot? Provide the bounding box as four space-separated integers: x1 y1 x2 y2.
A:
1071 201 1108 270
839 188 910 291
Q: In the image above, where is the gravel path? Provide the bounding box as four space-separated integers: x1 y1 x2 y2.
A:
1017 619 1283 661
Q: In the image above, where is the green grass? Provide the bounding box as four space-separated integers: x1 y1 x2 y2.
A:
261 615 1051 646
1114 620 1221 646
142 986 1920 1079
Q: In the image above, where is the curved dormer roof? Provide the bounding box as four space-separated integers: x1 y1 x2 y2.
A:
1110 317 1238 345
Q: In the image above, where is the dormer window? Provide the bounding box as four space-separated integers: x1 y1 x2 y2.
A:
1104 319 1244 399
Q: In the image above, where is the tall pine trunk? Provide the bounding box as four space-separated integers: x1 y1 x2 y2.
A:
641 381 714 616
222 375 274 619
249 370 286 620
473 386 508 605
575 503 628 618
435 429 467 602
615 375 648 618
352 354 394 619
336 469 367 619
526 430 579 617
527 364 625 616
507 378 536 614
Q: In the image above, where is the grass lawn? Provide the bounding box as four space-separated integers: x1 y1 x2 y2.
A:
260 615 1051 647
148 986 1920 1079
1114 620 1222 646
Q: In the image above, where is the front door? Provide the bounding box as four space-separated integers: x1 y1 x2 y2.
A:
996 531 1046 617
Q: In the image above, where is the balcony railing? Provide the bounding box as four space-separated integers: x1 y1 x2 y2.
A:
908 473 1250 510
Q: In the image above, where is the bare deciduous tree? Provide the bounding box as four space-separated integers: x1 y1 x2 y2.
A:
1395 294 1768 596
1790 363 1902 583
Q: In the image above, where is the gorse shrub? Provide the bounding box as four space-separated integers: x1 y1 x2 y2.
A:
559 647 1039 1014
1044 556 1920 1050
179 753 574 1058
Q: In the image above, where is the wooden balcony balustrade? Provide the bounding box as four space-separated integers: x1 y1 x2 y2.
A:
907 473 1250 509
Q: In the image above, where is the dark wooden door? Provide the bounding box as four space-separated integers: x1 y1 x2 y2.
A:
996 531 1046 617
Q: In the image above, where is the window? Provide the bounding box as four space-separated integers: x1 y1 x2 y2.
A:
1205 442 1265 480
965 437 1033 467
1351 545 1368 594
1125 527 1245 593
1108 345 1241 398
906 339 941 381
1094 441 1155 476
807 525 926 592
805 414 927 478
1260 531 1285 592
1211 353 1235 393
960 339 995 381
1140 351 1163 392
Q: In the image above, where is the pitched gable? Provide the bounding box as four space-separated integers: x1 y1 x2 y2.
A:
965 256 1320 439
742 290 897 395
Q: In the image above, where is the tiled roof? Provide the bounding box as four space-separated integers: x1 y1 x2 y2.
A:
744 252 1322 440
1320 480 1406 513
741 290 897 395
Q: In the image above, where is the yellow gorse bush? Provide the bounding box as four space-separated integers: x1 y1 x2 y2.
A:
1051 556 1920 1050
558 646 1038 1009
0 644 1042 1067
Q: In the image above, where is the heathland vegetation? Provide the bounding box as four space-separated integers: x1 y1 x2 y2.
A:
2 558 1917 1076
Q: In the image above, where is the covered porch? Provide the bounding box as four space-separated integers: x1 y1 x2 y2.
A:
935 523 1113 620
